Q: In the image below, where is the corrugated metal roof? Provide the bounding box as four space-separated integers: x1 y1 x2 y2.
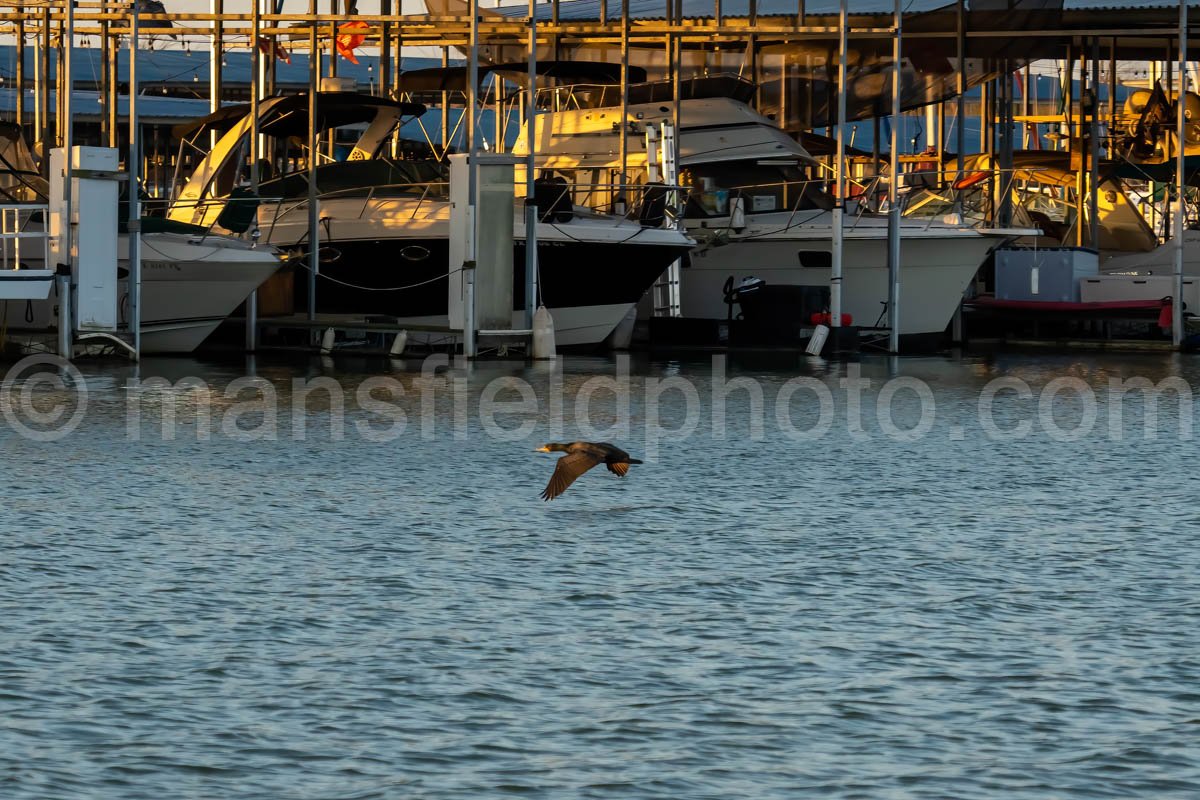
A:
496 0 1195 20
0 89 225 122
0 46 442 88
0 87 486 148
497 0 949 20
1063 0 1196 8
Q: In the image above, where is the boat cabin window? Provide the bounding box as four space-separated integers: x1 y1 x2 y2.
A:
797 251 832 269
680 161 832 217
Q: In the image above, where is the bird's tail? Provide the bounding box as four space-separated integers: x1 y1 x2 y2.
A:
628 458 644 465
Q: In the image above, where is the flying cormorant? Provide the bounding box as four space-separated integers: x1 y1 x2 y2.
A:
535 442 643 501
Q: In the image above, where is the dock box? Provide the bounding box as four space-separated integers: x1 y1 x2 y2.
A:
995 247 1099 303
1079 274 1200 311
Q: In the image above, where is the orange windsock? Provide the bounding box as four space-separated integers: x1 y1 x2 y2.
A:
336 20 370 65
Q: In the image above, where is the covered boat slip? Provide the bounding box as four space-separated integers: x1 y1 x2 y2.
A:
162 83 694 354
0 0 1194 356
0 104 282 356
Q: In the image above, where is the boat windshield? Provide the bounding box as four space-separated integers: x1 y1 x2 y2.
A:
260 158 450 200
904 172 1158 252
904 186 990 226
0 123 49 203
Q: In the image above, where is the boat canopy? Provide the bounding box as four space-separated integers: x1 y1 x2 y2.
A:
172 93 426 141
398 61 648 95
573 75 757 109
171 92 432 224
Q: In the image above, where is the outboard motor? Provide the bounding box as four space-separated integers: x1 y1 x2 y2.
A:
723 275 765 321
735 278 831 344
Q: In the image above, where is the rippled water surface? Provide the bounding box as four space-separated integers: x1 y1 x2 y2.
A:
2 350 1198 799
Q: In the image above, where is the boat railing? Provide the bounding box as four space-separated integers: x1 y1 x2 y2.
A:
652 176 843 230
650 167 1043 235
0 203 50 272
265 180 451 225
167 175 693 249
526 178 689 230
257 180 452 243
531 84 621 113
165 181 451 244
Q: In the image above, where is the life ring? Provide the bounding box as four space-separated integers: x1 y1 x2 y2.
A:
952 170 990 191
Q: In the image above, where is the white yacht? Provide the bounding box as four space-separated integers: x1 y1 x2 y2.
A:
512 80 1023 345
0 123 281 354
168 92 695 347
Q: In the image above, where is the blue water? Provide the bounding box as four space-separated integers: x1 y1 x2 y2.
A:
2 351 1198 798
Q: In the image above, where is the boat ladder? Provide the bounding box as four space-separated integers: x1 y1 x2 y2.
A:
651 262 682 317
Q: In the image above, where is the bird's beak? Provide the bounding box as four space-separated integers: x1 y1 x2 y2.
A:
534 446 550 452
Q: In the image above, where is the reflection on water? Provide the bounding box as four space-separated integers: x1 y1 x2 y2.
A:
1 351 1197 799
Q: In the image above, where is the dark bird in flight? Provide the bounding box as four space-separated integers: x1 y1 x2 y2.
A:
536 441 643 501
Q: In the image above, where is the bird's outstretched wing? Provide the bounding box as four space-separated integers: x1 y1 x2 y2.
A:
541 451 602 501
607 461 629 477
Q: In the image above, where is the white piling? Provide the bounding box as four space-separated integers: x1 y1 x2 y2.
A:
463 260 477 358
830 0 848 341
320 327 335 354
887 0 902 354
128 0 141 360
524 0 539 329
61 0 73 312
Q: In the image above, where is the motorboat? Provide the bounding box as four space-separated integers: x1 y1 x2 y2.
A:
168 92 695 347
904 150 1200 282
904 150 1200 328
0 123 281 354
511 78 1024 346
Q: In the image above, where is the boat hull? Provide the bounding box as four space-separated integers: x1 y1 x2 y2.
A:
1 233 280 354
1100 229 1200 277
264 204 693 347
680 224 1003 338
